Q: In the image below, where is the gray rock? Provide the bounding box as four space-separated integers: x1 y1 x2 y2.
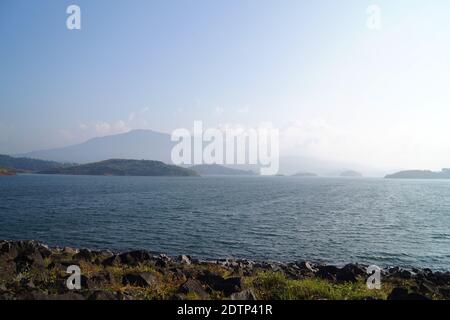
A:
52 292 86 300
336 269 357 283
419 280 438 295
116 292 136 300
387 287 430 300
118 250 152 266
316 265 339 281
16 289 49 300
102 254 122 267
91 271 120 286
177 255 192 265
122 272 158 287
74 249 96 262
439 287 450 298
0 242 18 259
0 260 16 281
198 272 242 296
178 279 208 299
62 247 77 255
230 289 256 300
81 275 97 290
14 250 45 271
89 290 117 300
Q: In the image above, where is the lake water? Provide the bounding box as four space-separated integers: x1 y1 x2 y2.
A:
0 174 449 270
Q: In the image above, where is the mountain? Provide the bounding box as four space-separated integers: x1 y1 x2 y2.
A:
291 171 318 177
385 169 450 179
19 130 176 164
190 164 256 176
37 159 198 177
0 154 64 172
17 129 388 177
340 170 363 177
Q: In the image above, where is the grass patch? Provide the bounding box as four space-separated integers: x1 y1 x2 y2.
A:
246 271 392 300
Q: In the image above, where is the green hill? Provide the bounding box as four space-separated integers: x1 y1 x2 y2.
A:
385 169 450 179
0 154 64 172
38 159 199 177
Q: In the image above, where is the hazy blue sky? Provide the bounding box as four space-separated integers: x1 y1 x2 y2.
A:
1 0 450 170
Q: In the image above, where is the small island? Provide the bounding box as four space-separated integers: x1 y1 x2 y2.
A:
190 164 255 176
385 168 450 179
291 172 318 177
37 159 198 177
340 170 363 178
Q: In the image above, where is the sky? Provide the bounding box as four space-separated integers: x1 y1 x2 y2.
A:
1 0 450 170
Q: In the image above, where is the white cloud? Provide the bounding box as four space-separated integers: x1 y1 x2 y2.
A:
94 121 111 135
237 106 250 114
95 120 130 136
215 106 224 116
278 118 450 171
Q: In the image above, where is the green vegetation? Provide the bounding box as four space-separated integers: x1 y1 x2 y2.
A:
2 241 447 300
0 154 64 172
245 271 392 300
38 159 199 177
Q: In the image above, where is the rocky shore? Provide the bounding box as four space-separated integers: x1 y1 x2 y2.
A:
0 240 449 300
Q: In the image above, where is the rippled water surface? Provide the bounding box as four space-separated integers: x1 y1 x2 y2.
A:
1 174 449 270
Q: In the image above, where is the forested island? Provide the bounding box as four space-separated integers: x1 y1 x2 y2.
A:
386 169 450 179
292 172 318 177
38 159 198 177
0 154 65 172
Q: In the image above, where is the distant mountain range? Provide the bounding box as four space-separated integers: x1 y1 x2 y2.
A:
386 169 450 179
38 159 198 177
13 129 382 176
190 164 255 176
19 130 175 164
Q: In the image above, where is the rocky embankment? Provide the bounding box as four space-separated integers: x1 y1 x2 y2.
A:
0 240 449 300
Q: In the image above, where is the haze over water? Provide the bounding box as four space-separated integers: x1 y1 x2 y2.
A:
1 174 449 270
